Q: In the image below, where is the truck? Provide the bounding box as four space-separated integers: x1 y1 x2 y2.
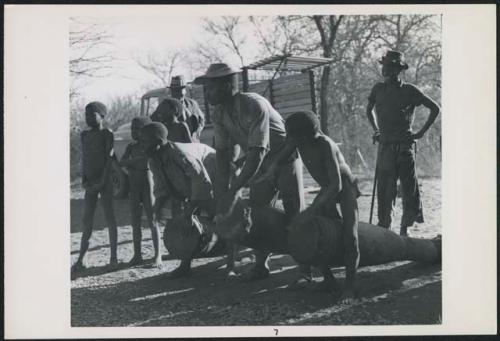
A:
110 55 332 198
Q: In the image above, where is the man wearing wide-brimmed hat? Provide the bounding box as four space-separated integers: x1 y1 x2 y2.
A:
170 75 205 142
366 50 441 236
195 63 305 280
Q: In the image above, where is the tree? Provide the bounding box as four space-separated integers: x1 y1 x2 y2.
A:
202 16 249 67
69 18 115 100
311 15 343 135
134 49 184 87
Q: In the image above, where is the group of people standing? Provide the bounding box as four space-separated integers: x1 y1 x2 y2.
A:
72 50 440 302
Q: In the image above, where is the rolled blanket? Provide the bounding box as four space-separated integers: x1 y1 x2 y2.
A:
287 215 441 267
175 199 441 267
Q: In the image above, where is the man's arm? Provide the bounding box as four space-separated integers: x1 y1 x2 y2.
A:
229 147 266 193
309 141 342 212
366 84 380 143
366 100 380 143
96 130 115 189
215 147 232 204
148 157 171 217
81 132 89 189
252 140 296 184
366 100 378 132
192 100 205 132
179 122 193 143
412 95 441 140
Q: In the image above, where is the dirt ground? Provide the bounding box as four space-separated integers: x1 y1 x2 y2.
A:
71 176 441 326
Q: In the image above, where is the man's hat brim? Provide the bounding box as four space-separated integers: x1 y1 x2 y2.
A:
193 65 240 84
379 58 409 70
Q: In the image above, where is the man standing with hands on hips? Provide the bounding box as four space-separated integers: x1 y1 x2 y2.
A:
194 63 305 280
366 50 440 236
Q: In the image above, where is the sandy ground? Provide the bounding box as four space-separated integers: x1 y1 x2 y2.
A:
71 176 441 326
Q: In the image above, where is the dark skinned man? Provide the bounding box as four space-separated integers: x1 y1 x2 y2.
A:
366 50 440 236
194 63 305 280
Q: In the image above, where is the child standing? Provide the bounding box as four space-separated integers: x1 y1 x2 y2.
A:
119 116 162 268
72 101 118 273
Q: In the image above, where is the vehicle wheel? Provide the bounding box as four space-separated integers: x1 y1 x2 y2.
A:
111 161 129 198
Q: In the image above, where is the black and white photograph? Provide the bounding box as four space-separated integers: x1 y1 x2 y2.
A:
69 13 443 327
4 3 497 338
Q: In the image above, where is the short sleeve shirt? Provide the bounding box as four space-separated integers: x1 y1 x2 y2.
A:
150 142 215 202
213 92 287 157
81 128 113 182
368 81 426 143
183 97 205 134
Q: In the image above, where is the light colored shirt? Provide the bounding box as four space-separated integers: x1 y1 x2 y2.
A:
182 97 205 141
149 142 216 202
213 92 287 157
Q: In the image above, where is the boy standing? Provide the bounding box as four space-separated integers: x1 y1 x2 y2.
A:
119 116 162 268
366 50 440 236
72 102 118 273
255 111 361 302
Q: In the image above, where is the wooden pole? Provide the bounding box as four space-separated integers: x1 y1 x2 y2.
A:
308 70 318 114
242 68 249 92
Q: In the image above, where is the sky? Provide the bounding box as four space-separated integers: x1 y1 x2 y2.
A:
71 14 441 104
71 16 260 103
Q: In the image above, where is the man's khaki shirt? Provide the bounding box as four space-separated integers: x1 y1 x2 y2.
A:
368 80 426 144
149 142 215 202
213 92 287 159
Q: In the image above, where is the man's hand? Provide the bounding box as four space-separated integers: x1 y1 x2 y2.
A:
217 190 238 221
410 131 424 141
251 165 276 185
372 131 380 144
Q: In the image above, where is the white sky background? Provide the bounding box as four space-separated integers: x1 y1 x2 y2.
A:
71 14 442 105
73 16 263 104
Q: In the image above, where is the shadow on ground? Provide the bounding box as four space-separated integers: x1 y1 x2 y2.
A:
71 250 441 326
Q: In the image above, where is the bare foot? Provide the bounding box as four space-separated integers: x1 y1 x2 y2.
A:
128 255 143 266
152 257 163 269
109 258 119 271
71 261 86 274
340 288 356 304
225 269 239 281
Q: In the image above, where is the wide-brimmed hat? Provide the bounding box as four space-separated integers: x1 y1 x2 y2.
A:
379 50 409 70
170 75 186 88
194 63 240 84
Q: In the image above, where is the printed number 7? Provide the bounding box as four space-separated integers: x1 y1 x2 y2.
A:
274 329 278 335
